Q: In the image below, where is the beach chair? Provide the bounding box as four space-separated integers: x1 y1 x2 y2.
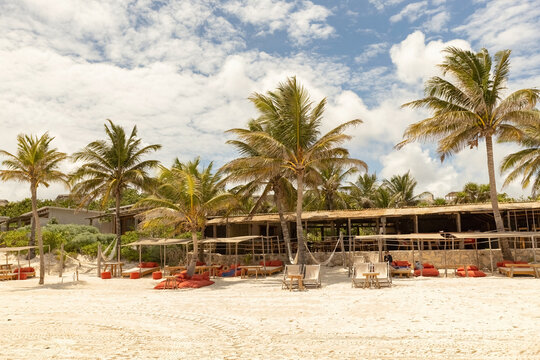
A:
303 265 321 288
352 262 371 288
372 262 391 287
281 264 303 290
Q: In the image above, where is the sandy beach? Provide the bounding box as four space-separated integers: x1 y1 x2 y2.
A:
1 265 539 360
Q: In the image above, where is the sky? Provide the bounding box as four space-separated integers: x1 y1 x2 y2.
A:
0 0 539 201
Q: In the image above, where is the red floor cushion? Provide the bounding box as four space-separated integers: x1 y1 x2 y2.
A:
414 268 439 277
18 273 28 280
457 270 486 277
395 261 410 267
13 267 35 273
422 263 434 269
177 279 215 288
152 271 162 280
154 278 182 289
130 272 140 279
101 271 111 279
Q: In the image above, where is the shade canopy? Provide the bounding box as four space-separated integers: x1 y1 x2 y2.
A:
200 235 264 244
122 238 191 247
354 233 444 240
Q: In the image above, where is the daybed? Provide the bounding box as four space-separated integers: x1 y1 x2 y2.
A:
122 262 160 278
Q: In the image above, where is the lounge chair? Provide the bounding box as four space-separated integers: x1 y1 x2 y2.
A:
281 264 303 289
122 263 160 278
391 260 413 278
261 260 284 276
352 262 371 288
498 263 539 278
303 264 321 288
372 262 391 287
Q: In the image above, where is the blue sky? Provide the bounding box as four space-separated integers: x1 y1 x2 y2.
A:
0 0 539 201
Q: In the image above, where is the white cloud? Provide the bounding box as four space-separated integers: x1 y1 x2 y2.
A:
455 0 540 54
355 42 389 64
222 0 334 45
424 10 449 32
389 31 470 84
390 1 428 23
368 0 405 11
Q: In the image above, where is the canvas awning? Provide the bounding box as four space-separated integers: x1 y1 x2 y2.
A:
354 233 444 240
200 235 263 244
122 238 191 247
0 246 39 252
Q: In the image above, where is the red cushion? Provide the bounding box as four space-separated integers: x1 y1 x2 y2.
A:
138 262 147 268
141 262 158 268
422 263 434 269
414 268 439 277
457 270 486 277
391 261 397 267
101 272 111 279
396 261 410 267
456 265 479 272
177 279 215 288
270 260 283 267
130 272 140 279
13 267 35 273
152 271 162 280
497 260 516 267
18 273 28 280
196 261 205 266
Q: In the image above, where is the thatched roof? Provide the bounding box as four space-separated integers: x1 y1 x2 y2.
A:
207 201 540 225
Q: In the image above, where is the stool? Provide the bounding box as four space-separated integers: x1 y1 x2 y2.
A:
101 271 111 279
152 271 162 280
18 273 28 280
130 272 140 279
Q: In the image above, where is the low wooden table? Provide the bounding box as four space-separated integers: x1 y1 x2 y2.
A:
240 266 263 279
0 264 13 271
163 276 179 290
363 272 380 289
287 274 305 291
103 262 124 277
392 268 412 278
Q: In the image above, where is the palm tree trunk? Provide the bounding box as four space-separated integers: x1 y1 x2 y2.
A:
115 191 122 262
485 134 513 260
28 216 36 259
198 225 205 262
187 231 198 277
31 182 44 285
296 169 305 265
273 181 293 262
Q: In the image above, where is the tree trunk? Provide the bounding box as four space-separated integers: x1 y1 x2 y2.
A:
115 191 122 262
28 216 36 259
485 134 513 260
296 169 306 265
187 231 198 277
31 183 45 285
198 225 205 262
273 181 293 262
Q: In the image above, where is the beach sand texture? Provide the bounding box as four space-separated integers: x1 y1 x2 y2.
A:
1 267 539 360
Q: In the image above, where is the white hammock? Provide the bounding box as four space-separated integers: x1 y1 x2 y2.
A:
303 236 342 266
100 238 117 262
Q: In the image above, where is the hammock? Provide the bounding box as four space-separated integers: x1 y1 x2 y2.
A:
303 236 342 266
100 238 117 262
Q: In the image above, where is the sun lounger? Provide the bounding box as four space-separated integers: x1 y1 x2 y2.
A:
498 263 539 278
352 262 371 288
122 266 160 278
261 266 284 276
391 260 413 277
303 265 321 288
372 262 391 287
281 264 303 289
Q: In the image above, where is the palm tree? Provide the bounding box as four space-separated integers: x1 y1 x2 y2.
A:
70 120 161 261
346 173 379 209
500 123 540 197
455 182 491 203
398 47 540 260
138 158 231 275
311 162 358 210
383 172 427 207
0 133 68 284
242 77 365 264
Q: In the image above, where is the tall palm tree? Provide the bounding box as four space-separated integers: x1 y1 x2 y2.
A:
242 77 365 264
500 123 540 197
311 162 358 210
455 182 491 203
383 172 426 207
346 173 379 209
398 47 540 260
138 158 231 275
70 120 161 261
0 133 68 284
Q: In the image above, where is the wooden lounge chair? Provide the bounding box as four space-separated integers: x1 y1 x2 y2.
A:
498 263 539 278
303 265 321 288
281 264 303 289
372 262 391 287
122 266 160 278
352 262 371 288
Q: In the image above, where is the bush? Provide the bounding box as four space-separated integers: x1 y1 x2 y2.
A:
1 229 29 247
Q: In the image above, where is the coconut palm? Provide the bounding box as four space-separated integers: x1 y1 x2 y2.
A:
398 47 540 260
455 182 491 204
70 120 161 261
346 173 379 209
310 162 358 210
383 172 427 207
500 123 540 197
138 158 231 275
240 77 365 264
0 133 68 284
222 119 297 261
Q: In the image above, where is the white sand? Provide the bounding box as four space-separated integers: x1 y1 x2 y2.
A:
1 267 539 360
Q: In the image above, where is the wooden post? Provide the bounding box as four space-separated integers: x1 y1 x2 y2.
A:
348 218 352 266
339 233 346 267
213 225 217 238
507 211 512 231
138 245 142 277
17 250 21 280
488 236 494 275
164 245 167 269
414 215 419 233
59 243 64 278
235 243 238 267
532 235 537 263
444 240 447 278
48 245 51 275
378 238 383 262
97 242 102 277
262 237 266 278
